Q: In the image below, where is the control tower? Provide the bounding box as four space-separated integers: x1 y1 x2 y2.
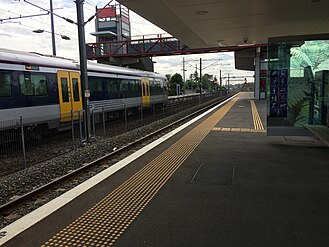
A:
90 4 154 71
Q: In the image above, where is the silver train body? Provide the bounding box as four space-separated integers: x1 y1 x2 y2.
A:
0 49 167 129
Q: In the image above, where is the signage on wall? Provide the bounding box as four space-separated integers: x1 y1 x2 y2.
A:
269 69 288 117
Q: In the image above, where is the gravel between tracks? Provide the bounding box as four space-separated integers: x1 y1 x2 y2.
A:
0 97 225 228
0 100 215 206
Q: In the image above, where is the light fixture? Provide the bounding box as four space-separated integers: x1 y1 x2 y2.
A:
33 29 71 40
61 35 71 40
33 29 44 33
195 10 208 15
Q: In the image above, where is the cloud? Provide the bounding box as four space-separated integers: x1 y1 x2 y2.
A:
0 0 254 83
0 32 12 38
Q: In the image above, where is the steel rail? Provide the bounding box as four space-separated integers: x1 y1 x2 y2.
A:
0 94 231 213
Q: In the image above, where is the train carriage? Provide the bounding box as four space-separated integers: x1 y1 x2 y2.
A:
0 48 167 130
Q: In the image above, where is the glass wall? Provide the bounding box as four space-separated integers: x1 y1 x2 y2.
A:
267 37 329 132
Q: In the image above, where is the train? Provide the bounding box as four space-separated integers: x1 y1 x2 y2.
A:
0 48 167 130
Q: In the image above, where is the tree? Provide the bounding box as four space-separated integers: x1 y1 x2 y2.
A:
165 74 171 82
201 74 213 91
183 79 196 91
168 73 183 95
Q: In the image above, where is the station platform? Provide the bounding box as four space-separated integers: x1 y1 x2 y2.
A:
1 92 329 247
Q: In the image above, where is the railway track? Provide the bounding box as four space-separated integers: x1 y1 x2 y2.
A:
0 94 232 227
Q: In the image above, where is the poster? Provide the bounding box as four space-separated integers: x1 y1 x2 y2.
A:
269 69 288 117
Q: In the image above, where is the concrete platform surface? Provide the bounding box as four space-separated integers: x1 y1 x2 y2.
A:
2 92 329 247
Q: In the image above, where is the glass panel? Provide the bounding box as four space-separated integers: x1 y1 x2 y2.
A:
61 78 69 102
142 82 145 96
145 83 147 96
19 73 47 96
106 78 119 99
19 74 33 95
267 39 329 127
72 78 80 102
34 75 47 95
120 79 129 98
0 73 11 97
130 80 140 97
89 76 103 92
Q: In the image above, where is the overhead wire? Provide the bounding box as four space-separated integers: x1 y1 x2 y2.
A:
2 1 79 37
202 59 222 70
23 0 76 24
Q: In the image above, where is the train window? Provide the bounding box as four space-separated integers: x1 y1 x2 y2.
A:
0 73 11 97
145 83 148 96
156 80 163 95
105 78 119 99
150 80 155 95
89 77 102 93
141 81 145 96
120 79 129 98
72 78 80 102
130 80 139 97
61 78 69 102
19 73 48 96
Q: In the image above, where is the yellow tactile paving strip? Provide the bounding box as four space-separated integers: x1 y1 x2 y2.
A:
250 100 264 130
42 94 242 247
211 98 265 133
212 127 266 133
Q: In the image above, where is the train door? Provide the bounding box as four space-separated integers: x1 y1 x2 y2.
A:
141 78 150 107
57 70 83 121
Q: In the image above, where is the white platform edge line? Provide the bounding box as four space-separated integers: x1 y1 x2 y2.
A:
0 94 237 245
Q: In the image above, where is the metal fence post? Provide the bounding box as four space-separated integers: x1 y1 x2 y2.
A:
71 110 74 148
153 101 155 119
140 104 143 124
78 110 83 145
20 116 26 168
124 104 128 129
102 106 106 137
92 108 96 139
83 109 87 141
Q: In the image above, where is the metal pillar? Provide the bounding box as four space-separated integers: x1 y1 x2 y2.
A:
183 57 186 83
227 73 230 94
76 0 91 142
199 58 202 103
254 47 261 99
50 0 56 56
219 69 222 97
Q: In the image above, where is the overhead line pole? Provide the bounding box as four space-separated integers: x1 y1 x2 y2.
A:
76 0 91 142
219 69 222 97
228 73 230 94
182 57 186 83
199 58 202 104
50 0 56 56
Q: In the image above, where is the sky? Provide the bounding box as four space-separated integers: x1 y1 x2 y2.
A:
0 0 254 84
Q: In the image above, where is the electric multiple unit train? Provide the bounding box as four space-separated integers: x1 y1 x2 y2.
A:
0 48 167 130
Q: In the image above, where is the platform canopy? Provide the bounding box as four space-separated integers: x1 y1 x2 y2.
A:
118 0 329 48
